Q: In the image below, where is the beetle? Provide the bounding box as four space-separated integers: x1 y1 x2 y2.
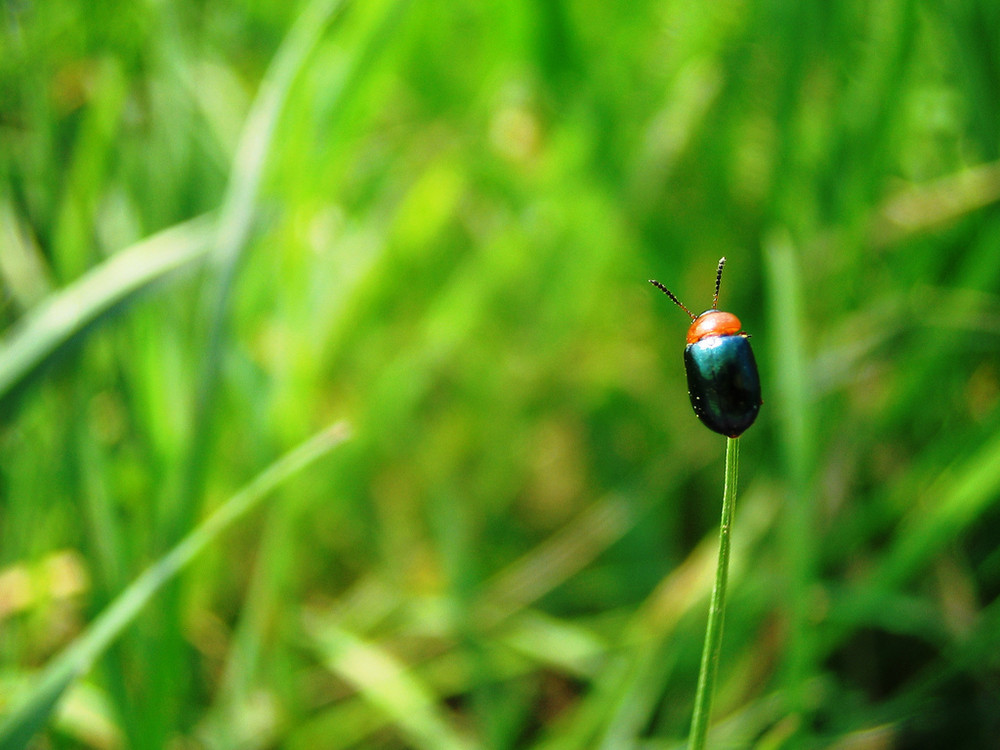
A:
649 257 761 437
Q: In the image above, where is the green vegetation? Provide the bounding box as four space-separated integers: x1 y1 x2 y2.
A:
2 0 1000 747
689 436 740 750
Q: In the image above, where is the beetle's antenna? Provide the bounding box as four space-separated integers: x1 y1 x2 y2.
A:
649 279 696 320
713 257 726 309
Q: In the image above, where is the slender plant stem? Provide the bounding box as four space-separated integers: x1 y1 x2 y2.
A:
688 436 740 750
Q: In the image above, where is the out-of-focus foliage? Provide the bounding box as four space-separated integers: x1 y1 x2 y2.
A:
2 0 1000 747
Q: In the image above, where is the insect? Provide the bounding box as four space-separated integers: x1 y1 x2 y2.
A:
649 257 761 437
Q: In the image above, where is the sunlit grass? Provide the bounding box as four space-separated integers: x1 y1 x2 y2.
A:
2 0 1000 747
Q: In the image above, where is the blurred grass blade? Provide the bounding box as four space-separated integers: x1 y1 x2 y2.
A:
0 422 350 748
150 1 358 738
0 214 214 404
870 160 1000 248
881 427 1000 588
169 0 350 542
210 0 349 273
0 200 52 309
477 494 633 626
309 624 475 750
764 230 817 718
825 421 1000 644
0 673 75 750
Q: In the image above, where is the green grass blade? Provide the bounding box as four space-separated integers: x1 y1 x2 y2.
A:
143 1 354 738
0 672 76 750
165 0 350 547
0 214 214 404
309 623 475 750
688 436 740 750
210 0 350 274
764 230 816 719
0 421 350 748
880 427 1000 589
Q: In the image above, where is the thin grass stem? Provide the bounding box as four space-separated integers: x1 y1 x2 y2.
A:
688 436 740 750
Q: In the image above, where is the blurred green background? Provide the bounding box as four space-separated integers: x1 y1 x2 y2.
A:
3 0 1000 747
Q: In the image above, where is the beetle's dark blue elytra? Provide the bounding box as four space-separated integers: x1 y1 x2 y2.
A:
649 258 761 437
